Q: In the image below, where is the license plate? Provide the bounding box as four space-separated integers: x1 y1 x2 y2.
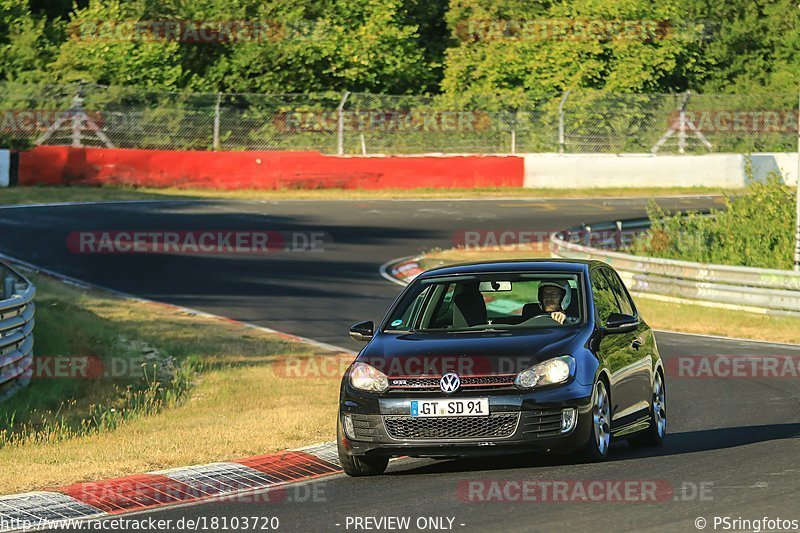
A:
410 398 489 417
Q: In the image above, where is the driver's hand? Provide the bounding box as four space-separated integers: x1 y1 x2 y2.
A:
550 312 566 325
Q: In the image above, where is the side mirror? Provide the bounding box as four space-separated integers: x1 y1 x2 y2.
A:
604 313 639 334
349 321 374 342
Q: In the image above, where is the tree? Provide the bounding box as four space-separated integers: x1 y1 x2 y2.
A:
195 0 440 94
439 0 709 108
686 0 799 93
0 0 58 83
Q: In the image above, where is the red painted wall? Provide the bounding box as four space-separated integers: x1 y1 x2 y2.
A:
18 146 523 189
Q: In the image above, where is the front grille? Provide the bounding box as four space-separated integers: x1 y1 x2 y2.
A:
520 409 564 438
350 414 383 441
383 413 519 440
388 375 516 392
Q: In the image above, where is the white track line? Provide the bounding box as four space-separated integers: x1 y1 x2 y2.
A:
0 251 353 355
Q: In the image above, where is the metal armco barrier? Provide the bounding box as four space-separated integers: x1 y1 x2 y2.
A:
550 218 800 316
0 262 35 401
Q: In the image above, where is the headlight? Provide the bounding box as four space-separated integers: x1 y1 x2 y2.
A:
514 355 576 389
349 362 389 393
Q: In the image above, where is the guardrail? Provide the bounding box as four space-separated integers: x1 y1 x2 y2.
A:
550 218 800 317
0 262 35 401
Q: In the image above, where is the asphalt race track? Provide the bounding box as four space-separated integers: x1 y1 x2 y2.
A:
3 196 800 532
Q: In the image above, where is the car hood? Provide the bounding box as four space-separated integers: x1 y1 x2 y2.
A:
358 327 585 376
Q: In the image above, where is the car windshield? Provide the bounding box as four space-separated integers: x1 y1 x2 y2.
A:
384 273 583 333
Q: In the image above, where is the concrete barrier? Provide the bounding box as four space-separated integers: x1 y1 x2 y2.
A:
9 147 799 190
523 153 798 189
17 146 524 190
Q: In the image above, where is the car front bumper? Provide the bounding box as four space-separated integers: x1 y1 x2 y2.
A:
339 380 594 458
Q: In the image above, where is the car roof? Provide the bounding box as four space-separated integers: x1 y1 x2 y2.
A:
416 258 605 279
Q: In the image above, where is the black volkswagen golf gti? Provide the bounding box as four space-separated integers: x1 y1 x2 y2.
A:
337 259 666 476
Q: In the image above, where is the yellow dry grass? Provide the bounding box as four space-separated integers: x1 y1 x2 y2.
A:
0 274 347 494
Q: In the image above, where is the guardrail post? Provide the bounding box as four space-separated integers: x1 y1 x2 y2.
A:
615 220 623 249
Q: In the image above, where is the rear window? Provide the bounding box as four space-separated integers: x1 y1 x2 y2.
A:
384 273 583 333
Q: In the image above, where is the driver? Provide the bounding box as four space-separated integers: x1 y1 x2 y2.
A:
536 280 576 325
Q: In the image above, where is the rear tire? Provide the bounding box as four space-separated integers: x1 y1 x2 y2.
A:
629 370 666 447
337 422 389 476
580 379 611 462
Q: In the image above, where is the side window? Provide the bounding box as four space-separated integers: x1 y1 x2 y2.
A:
426 284 456 328
590 269 621 325
603 269 635 316
388 286 430 330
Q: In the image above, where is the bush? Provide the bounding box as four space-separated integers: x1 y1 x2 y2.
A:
631 174 796 270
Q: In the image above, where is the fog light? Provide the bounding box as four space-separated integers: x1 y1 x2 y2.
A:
561 408 577 433
343 414 355 439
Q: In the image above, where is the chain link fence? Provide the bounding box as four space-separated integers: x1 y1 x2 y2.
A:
0 82 796 154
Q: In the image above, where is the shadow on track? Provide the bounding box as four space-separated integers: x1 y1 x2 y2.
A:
388 422 800 476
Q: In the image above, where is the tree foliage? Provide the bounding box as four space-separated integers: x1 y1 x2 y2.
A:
632 175 797 270
0 0 795 96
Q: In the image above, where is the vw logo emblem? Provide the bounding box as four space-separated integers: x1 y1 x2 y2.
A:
439 373 461 394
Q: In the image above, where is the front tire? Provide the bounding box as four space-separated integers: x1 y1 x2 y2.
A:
630 370 666 447
580 379 611 462
337 421 389 476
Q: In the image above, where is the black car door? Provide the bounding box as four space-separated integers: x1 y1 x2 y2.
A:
603 268 652 420
590 267 639 425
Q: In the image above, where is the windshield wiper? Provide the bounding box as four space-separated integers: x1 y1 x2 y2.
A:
446 327 512 334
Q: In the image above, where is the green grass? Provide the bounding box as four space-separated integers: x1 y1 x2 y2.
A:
0 184 733 206
0 273 347 495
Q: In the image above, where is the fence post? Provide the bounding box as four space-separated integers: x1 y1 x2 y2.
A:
558 90 570 154
71 83 85 147
213 93 221 151
678 91 691 154
337 91 350 156
509 109 517 154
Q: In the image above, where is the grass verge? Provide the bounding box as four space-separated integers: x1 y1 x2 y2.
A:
0 273 347 495
0 184 733 205
413 245 800 345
